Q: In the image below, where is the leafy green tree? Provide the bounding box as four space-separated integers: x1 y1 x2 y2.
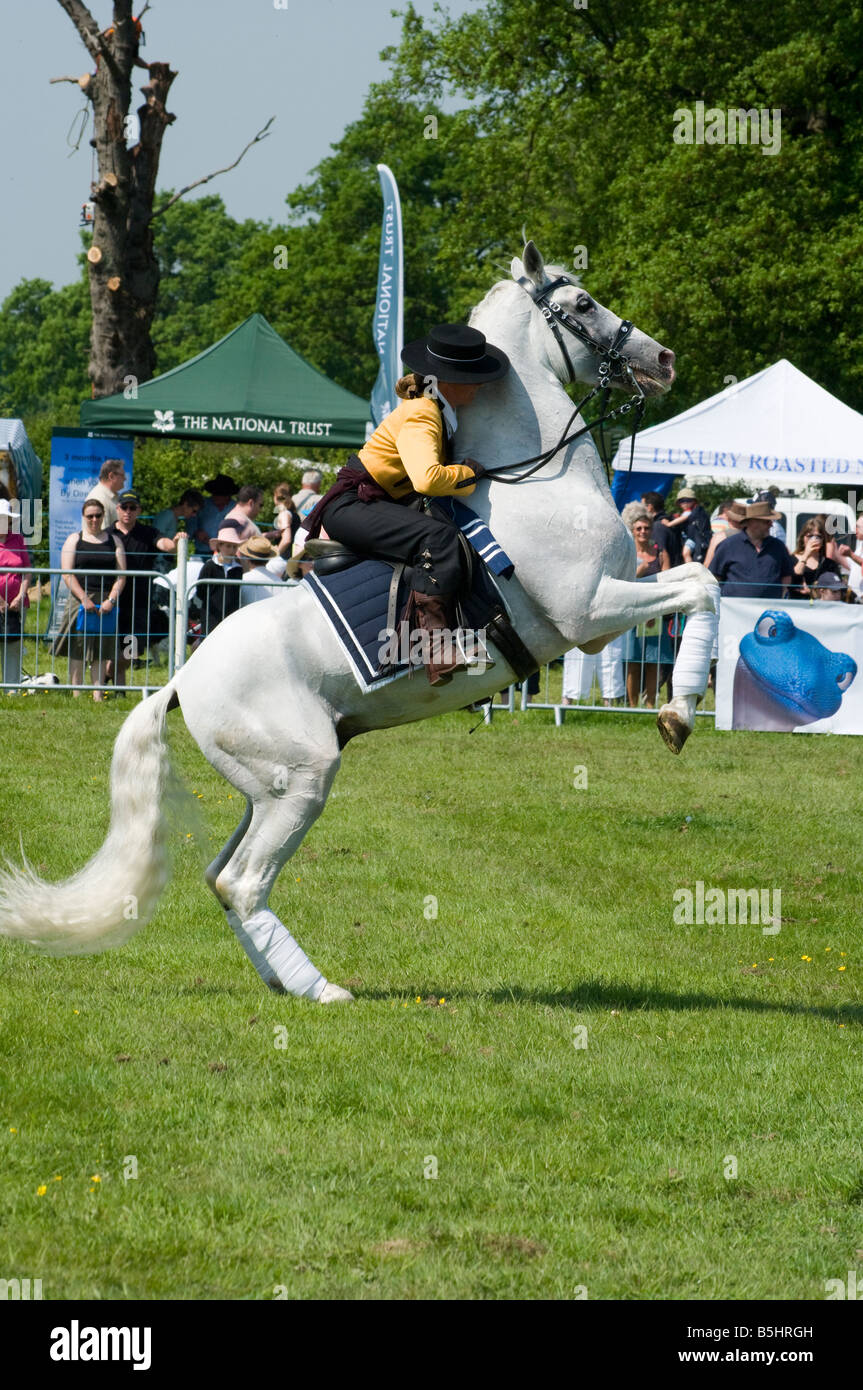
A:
5 0 863 461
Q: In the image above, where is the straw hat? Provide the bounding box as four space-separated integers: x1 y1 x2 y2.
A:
237 536 278 562
739 500 780 525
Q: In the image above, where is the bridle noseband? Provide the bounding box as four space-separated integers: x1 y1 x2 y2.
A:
482 273 648 484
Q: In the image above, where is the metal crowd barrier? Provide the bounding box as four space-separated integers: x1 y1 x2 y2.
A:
0 564 175 695
482 577 856 724
4 558 851 716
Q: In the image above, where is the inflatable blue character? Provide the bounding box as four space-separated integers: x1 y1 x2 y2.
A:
732 610 857 730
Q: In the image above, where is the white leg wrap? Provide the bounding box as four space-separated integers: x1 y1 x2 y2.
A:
226 909 282 991
672 607 719 698
241 909 326 1000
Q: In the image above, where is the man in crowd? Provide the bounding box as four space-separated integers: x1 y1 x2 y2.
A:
86 459 127 528
107 491 178 686
752 488 787 544
292 468 323 521
709 499 793 598
197 474 237 553
838 515 863 601
237 536 289 605
641 490 682 567
222 485 264 542
153 489 204 542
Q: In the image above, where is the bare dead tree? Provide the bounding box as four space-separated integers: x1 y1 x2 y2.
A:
53 1 272 398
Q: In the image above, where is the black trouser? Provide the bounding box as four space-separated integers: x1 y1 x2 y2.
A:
322 493 464 598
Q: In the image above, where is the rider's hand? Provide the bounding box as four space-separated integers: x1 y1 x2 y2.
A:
463 457 486 479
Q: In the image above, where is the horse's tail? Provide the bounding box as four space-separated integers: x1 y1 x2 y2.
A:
0 682 178 955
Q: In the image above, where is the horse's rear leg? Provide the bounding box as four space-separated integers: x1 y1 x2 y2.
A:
215 753 353 1004
205 801 285 993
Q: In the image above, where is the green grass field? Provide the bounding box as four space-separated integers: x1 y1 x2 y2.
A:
1 694 860 1300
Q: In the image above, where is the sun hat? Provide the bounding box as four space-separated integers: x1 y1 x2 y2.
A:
401 323 509 383
116 490 141 508
216 527 242 544
676 487 698 501
237 536 278 562
740 500 781 525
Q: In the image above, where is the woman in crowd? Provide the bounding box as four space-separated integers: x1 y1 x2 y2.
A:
60 498 126 699
0 497 31 688
623 510 670 709
271 483 302 557
788 516 842 597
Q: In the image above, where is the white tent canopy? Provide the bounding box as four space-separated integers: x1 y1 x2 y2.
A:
611 359 863 486
0 418 42 500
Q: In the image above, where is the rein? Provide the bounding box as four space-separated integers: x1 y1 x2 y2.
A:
482 274 647 485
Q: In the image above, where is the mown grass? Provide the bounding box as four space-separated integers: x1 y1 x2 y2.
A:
0 694 861 1300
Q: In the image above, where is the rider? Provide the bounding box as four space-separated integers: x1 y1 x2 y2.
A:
303 323 509 685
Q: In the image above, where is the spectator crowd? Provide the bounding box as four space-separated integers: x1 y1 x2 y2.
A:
0 461 327 696
4 464 863 705
563 486 863 711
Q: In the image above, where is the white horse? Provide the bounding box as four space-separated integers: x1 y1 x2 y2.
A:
0 242 718 1002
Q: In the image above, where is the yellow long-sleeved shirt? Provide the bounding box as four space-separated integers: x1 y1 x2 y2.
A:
357 395 476 500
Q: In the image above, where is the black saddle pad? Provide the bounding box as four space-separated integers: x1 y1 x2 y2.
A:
303 554 501 690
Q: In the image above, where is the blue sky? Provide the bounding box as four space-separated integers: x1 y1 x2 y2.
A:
0 0 477 303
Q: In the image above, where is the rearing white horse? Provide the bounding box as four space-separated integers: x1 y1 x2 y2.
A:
0 242 718 1001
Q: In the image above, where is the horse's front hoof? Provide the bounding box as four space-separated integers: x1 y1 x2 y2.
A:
318 982 355 1004
656 705 691 754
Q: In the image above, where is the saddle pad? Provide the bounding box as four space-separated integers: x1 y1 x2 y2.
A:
304 560 412 691
304 556 507 692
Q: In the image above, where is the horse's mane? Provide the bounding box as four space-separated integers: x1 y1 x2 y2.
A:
472 261 583 321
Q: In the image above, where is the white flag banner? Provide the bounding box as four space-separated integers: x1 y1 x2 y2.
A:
716 598 863 734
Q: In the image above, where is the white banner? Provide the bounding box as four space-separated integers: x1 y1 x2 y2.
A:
716 598 863 734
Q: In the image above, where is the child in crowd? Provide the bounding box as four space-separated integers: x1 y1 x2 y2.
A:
195 527 243 635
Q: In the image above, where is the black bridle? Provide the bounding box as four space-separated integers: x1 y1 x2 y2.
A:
482 273 648 484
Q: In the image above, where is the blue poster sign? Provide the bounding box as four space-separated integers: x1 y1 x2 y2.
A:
48 429 134 629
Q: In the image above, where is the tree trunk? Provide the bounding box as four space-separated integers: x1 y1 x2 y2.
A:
58 2 176 397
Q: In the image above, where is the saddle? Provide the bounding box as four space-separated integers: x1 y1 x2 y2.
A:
300 539 361 576
297 538 538 683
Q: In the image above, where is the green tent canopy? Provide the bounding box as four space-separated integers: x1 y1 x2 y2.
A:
79 313 372 448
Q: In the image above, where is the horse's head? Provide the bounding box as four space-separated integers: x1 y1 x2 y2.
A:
510 241 675 398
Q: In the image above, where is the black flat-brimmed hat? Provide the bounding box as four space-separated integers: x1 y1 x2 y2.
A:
401 324 509 384
203 473 237 495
